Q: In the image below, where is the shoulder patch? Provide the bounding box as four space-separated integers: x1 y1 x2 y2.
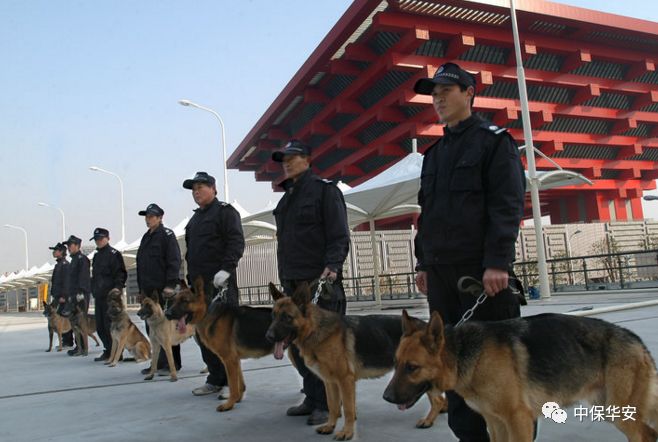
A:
321 178 333 184
164 228 174 236
480 122 507 135
111 249 117 254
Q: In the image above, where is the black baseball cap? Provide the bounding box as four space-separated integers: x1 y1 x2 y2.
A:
183 171 216 190
138 203 164 217
414 62 477 95
48 242 67 252
272 140 311 162
63 235 82 246
90 227 109 241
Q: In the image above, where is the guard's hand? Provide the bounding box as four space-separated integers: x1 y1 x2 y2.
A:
320 267 337 283
163 287 175 298
483 268 508 296
76 293 85 302
213 270 231 289
415 271 428 295
58 297 66 304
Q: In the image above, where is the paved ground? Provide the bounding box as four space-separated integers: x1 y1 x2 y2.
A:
1 291 657 441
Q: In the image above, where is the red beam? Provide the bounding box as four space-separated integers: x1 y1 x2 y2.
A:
617 144 643 160
445 32 476 59
626 58 655 81
572 84 600 106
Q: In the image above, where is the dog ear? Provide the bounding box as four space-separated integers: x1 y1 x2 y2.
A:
269 282 285 301
193 275 204 298
401 309 423 336
291 282 311 308
423 311 445 353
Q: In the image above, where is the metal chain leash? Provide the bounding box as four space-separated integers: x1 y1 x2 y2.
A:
455 290 488 327
454 275 523 327
211 286 229 304
311 278 326 304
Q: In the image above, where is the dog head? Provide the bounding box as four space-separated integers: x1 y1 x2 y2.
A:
165 277 205 326
107 294 124 319
137 296 160 321
43 302 55 318
383 310 450 410
265 282 311 360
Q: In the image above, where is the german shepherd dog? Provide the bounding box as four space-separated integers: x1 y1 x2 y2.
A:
43 301 72 352
384 310 658 442
137 295 195 382
164 277 274 412
106 289 151 366
267 283 447 441
59 297 101 356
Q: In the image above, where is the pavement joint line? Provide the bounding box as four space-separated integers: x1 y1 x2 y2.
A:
0 362 291 401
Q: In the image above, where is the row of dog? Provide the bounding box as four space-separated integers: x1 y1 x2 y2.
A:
45 278 658 441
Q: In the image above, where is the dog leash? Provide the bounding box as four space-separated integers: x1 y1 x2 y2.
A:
311 278 326 305
211 286 229 304
454 276 523 327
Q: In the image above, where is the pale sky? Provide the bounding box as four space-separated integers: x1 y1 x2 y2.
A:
1 0 657 274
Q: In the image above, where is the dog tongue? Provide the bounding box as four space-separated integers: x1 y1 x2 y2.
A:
177 318 186 334
273 341 285 360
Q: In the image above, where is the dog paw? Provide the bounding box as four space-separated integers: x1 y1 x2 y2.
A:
56 348 62 352
333 430 353 441
316 424 335 435
108 363 117 367
216 403 234 412
170 377 178 382
144 375 154 381
415 418 434 429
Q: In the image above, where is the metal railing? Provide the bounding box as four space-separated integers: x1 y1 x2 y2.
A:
514 249 658 294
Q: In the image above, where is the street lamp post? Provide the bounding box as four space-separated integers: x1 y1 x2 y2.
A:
3 224 29 270
89 166 126 244
565 229 582 285
37 202 66 241
178 99 230 202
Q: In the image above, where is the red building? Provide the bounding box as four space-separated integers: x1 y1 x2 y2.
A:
229 0 658 223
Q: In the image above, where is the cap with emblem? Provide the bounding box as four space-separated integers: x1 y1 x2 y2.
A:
138 203 164 217
414 62 477 95
90 227 110 241
272 140 311 162
62 235 82 246
183 171 216 190
48 242 67 252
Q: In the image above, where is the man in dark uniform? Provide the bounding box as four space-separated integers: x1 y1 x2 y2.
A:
182 171 245 396
62 235 91 356
90 228 128 362
49 242 73 347
413 62 526 442
135 203 182 375
272 140 350 426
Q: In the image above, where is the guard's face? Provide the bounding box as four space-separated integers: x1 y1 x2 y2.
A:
145 214 162 230
67 243 80 254
95 237 110 248
282 154 310 180
431 83 473 126
192 183 216 207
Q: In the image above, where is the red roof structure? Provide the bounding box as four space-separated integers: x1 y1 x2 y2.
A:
229 0 658 223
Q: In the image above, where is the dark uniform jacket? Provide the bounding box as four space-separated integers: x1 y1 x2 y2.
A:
68 251 91 297
185 198 245 283
50 258 70 302
274 168 350 281
415 115 525 271
91 245 127 299
136 224 181 292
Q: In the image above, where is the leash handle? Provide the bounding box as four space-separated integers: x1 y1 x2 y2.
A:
211 286 229 304
312 278 326 304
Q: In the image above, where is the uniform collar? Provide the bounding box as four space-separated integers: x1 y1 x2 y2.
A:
444 114 480 135
194 198 220 213
279 168 313 192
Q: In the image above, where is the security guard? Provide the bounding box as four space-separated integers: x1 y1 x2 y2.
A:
62 234 91 356
183 171 245 397
413 62 526 441
48 242 73 347
272 140 350 426
90 227 128 362
135 203 182 375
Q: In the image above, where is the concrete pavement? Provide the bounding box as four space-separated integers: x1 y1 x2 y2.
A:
1 292 657 441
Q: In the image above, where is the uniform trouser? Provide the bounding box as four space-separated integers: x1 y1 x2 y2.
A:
143 289 181 369
282 278 347 412
94 294 112 354
426 263 520 442
193 277 239 387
